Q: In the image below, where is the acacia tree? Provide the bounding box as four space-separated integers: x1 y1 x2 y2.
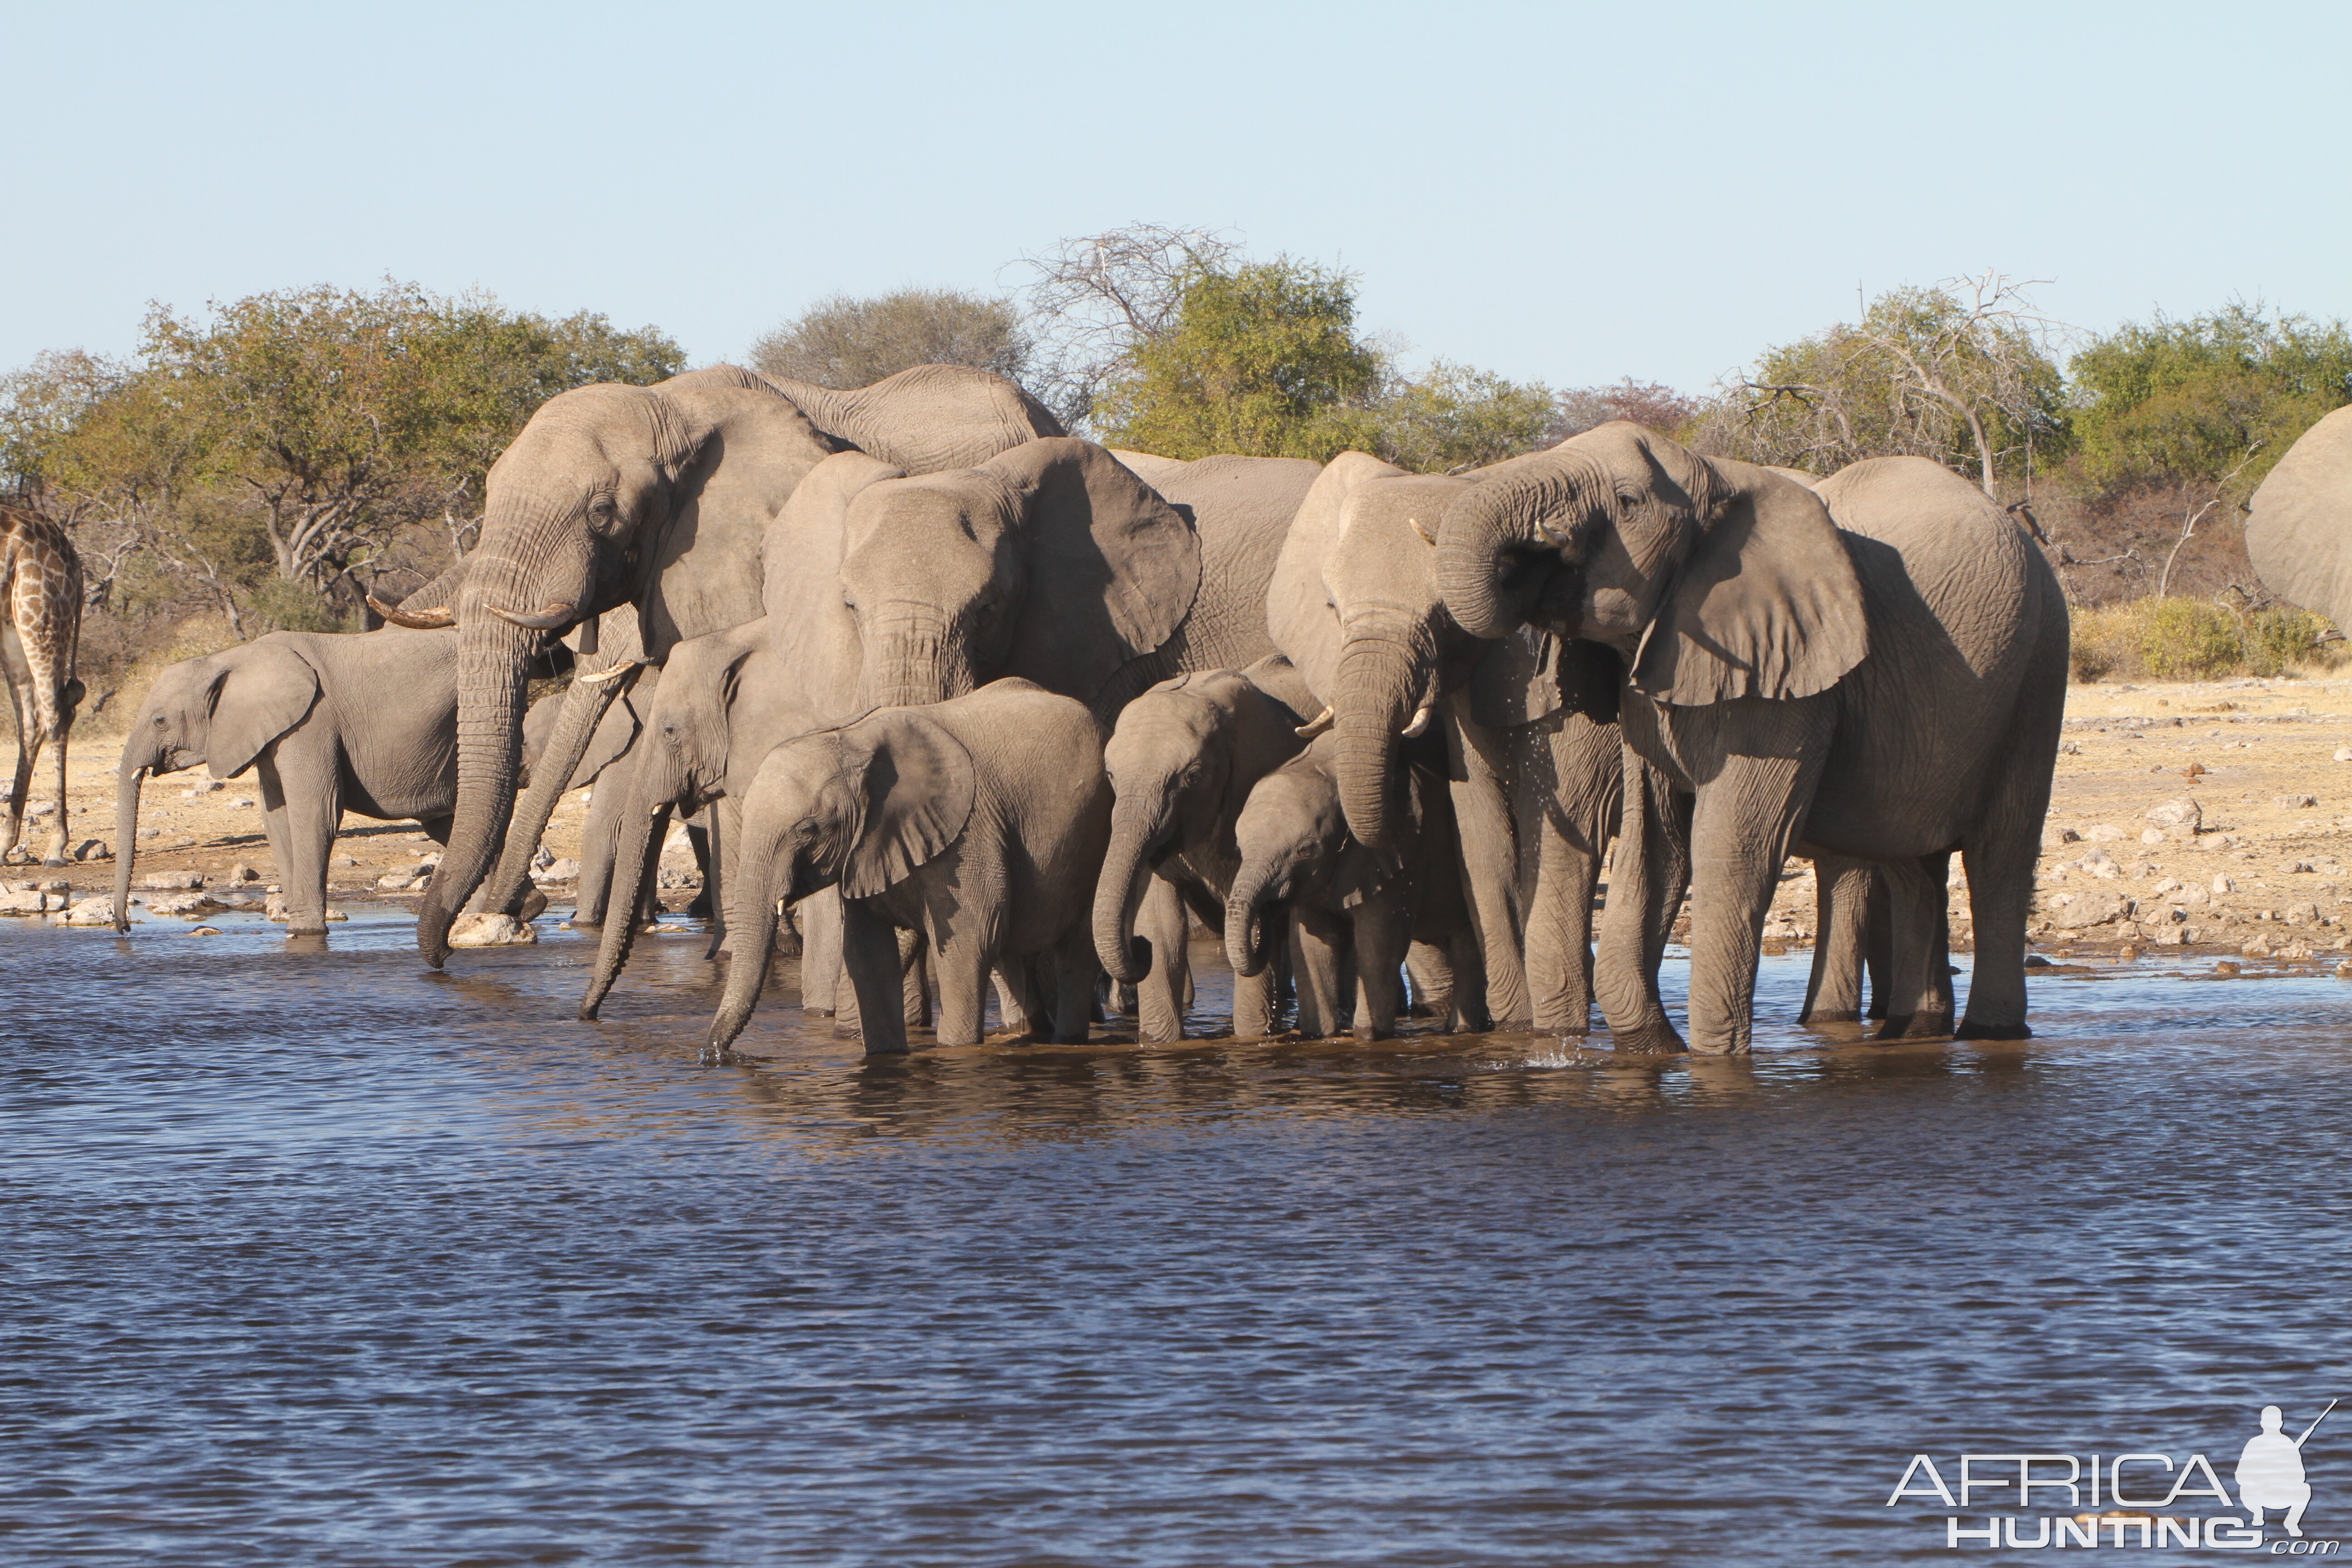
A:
1018 223 1244 431
1695 272 2070 497
1 283 683 630
748 288 1030 389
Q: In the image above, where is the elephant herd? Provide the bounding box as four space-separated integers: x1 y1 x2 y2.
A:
108 362 2071 1055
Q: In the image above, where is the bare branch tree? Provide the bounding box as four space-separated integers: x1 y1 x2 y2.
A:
2157 441 2266 598
1014 223 1241 431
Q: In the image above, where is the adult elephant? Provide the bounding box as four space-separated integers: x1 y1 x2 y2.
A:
378 362 1059 966
581 446 1322 1019
1434 430 2068 1052
1267 452 1622 1034
2246 404 2352 632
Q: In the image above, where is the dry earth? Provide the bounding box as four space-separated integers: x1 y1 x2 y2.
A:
11 677 2352 970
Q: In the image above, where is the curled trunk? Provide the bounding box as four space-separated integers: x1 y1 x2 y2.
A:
1092 799 1168 984
1225 864 1278 979
1434 479 1553 640
474 663 637 919
1333 633 1424 852
579 779 671 1021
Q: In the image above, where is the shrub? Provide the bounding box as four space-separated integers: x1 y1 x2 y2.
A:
2067 596 2346 682
2137 598 2242 678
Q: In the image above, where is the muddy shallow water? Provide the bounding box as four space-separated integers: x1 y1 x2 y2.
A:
5 909 2349 1565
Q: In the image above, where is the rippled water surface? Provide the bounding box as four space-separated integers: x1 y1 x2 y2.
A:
5 909 2349 1564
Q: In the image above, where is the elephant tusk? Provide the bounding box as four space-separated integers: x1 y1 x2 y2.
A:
578 659 642 686
1400 702 1435 738
1534 518 1572 547
1294 705 1335 739
1407 514 1436 547
488 601 578 632
368 594 455 630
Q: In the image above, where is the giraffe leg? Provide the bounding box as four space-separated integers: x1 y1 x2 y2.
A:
0 640 33 866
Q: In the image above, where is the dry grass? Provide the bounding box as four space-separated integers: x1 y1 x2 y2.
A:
2069 597 2346 684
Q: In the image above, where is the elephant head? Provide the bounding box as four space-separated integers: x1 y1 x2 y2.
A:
1091 662 1308 984
2247 404 2352 632
1222 740 1395 980
835 437 1201 717
757 363 1063 474
413 366 841 965
1269 453 1569 850
1431 421 1867 703
707 710 978 1051
112 637 323 929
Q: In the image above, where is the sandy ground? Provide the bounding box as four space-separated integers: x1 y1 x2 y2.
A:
11 676 2352 964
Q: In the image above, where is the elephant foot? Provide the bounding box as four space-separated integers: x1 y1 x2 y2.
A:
1955 1017 2032 1041
1800 1008 1862 1025
1875 1011 1954 1043
686 896 715 920
519 888 549 923
1610 1019 1687 1054
569 913 603 930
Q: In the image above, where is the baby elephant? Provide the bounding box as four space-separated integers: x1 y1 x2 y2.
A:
113 627 466 936
709 679 1112 1054
1225 732 1474 1040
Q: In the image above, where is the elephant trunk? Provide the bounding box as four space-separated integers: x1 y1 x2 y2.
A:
708 809 791 1051
417 522 594 966
864 602 972 711
579 770 673 1020
111 747 157 931
1333 627 1429 852
474 660 637 919
1225 862 1279 979
1093 797 1171 983
1435 466 1578 640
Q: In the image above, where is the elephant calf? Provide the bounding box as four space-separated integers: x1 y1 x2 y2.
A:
1226 730 1478 1041
708 679 1112 1055
113 627 466 936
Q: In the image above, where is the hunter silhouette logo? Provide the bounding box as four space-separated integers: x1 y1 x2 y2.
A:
2240 1401 2334 1539
1887 1399 2337 1550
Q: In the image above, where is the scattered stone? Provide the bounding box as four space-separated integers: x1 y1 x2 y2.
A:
137 828 162 841
532 845 555 870
2146 798 2202 832
2138 828 2166 844
189 779 223 794
2077 850 2121 879
223 862 262 884
2287 902 2321 926
72 840 109 862
264 894 289 921
2336 747 2352 763
0 888 49 915
63 900 118 926
186 925 222 936
135 871 205 891
144 892 221 916
230 797 255 809
2085 823 2127 842
2214 960 2241 977
329 855 359 868
2292 860 2318 874
534 856 581 883
447 912 538 947
657 867 702 889
2336 960 2352 979
2042 826 2081 849
2281 939 2316 961
2212 874 2237 895
2242 936 2275 959
2274 794 2319 809
2047 889 2129 929
2024 954 2053 968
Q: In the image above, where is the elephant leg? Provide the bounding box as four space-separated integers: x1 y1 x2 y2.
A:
570 773 632 928
1801 855 1877 1025
1684 749 1823 1055
1529 828 1599 1037
273 750 343 938
1288 908 1345 1039
795 887 844 1017
1132 872 1190 1043
1350 896 1411 1041
1447 713 1531 1029
1956 717 2062 1039
684 819 715 920
840 901 908 1055
1049 928 1098 1044
929 927 990 1049
1864 876 1894 1019
1597 749 1692 1053
1875 854 1955 1040
994 963 1038 1037
1404 941 1452 1022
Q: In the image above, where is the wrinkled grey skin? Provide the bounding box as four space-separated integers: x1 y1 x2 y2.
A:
1437 430 2067 1052
406 363 1058 968
1092 657 1317 1040
519 671 652 926
2247 403 2352 633
113 627 472 937
1268 453 1622 1034
1223 731 1477 1040
709 680 1112 1056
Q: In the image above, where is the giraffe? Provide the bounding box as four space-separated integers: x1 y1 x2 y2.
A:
0 502 84 866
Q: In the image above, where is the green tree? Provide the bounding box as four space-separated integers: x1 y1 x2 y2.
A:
1 281 683 631
1096 259 1385 461
749 288 1029 390
2068 301 2352 500
1372 360 1558 472
1696 273 2070 495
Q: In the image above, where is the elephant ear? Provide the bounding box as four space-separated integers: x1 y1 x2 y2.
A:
1333 841 1402 911
840 710 977 900
1467 626 1566 729
1558 638 1624 727
995 438 1202 701
1632 463 1868 705
1268 451 1408 702
636 369 843 661
206 642 321 779
572 687 646 789
2247 404 2352 631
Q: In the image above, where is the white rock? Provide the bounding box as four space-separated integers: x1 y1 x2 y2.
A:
0 888 48 915
230 797 255 809
448 912 539 947
2049 889 2129 929
144 892 219 916
64 900 119 926
2213 875 2238 894
2085 823 2127 842
534 856 581 883
2139 828 2167 844
135 872 205 891
2275 794 2319 809
2335 746 2352 763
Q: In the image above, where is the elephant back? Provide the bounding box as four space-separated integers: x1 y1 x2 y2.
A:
2247 403 2352 632
1145 454 1326 678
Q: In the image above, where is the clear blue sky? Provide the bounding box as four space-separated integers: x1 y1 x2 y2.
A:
6 0 2347 392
